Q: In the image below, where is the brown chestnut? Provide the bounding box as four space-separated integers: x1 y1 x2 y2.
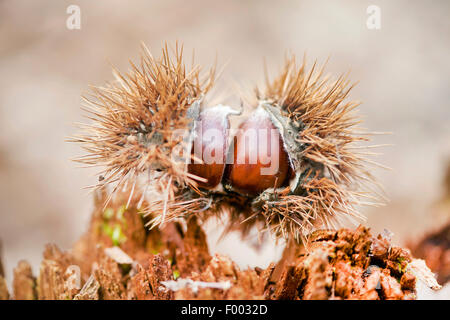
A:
188 105 237 189
226 107 291 196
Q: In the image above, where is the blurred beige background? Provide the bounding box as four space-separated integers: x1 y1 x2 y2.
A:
1 0 449 284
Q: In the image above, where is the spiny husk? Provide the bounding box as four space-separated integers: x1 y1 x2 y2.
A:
72 43 215 205
252 55 384 240
74 46 383 243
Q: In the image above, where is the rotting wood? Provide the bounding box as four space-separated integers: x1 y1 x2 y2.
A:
8 192 441 300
